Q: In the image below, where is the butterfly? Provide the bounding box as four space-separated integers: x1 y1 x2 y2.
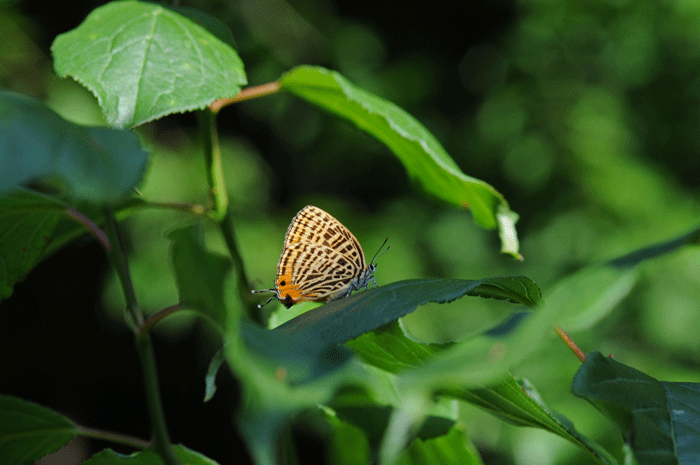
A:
252 205 389 308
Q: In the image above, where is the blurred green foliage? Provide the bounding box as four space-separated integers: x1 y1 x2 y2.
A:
3 0 700 463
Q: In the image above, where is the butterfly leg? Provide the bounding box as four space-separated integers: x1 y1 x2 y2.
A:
365 275 378 290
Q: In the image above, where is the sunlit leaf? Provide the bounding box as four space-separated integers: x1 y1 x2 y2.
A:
279 66 520 257
456 378 618 465
52 1 246 128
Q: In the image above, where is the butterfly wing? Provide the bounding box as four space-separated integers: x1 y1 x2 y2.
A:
276 240 363 304
282 205 367 271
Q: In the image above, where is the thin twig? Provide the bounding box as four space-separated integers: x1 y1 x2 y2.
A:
137 303 184 337
76 425 151 449
65 208 110 251
554 325 586 363
209 82 281 113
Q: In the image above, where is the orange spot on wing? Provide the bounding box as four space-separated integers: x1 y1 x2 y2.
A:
276 272 307 303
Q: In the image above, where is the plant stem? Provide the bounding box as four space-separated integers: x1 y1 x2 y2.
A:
198 109 262 323
66 207 111 251
103 208 179 465
200 109 228 222
136 331 179 465
76 425 151 449
209 82 281 113
554 325 586 362
103 208 142 328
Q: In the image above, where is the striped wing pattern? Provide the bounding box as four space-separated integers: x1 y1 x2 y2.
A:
252 205 377 309
274 206 368 307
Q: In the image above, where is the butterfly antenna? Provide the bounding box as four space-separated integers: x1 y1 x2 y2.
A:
370 238 390 265
251 288 277 308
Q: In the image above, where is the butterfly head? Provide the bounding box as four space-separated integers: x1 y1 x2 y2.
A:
361 238 389 288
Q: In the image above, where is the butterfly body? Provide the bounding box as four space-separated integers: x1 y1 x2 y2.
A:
253 205 384 308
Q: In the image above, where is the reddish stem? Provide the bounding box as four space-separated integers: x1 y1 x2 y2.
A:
65 208 110 251
554 325 586 363
209 82 281 113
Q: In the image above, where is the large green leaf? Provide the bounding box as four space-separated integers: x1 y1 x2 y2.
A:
82 444 220 464
279 66 520 257
0 395 78 465
273 276 541 347
0 92 148 202
573 351 700 465
52 1 246 128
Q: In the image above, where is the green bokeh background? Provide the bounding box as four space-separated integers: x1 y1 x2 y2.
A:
3 0 700 464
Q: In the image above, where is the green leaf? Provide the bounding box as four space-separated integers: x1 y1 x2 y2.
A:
168 224 232 328
347 324 617 464
0 92 149 202
396 225 700 393
0 189 144 302
345 320 452 373
203 344 227 402
0 395 78 465
395 426 484 465
327 416 372 465
557 224 700 332
456 377 618 465
166 6 238 51
608 224 700 268
226 322 360 465
573 351 700 465
332 404 456 451
52 1 247 128
0 190 64 301
274 276 540 347
241 320 354 386
82 444 220 464
279 66 520 258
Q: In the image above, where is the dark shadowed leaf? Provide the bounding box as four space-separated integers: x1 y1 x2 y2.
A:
0 395 78 465
274 276 540 347
0 190 64 301
203 344 227 402
573 351 700 465
81 444 220 464
0 92 148 202
0 189 144 302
